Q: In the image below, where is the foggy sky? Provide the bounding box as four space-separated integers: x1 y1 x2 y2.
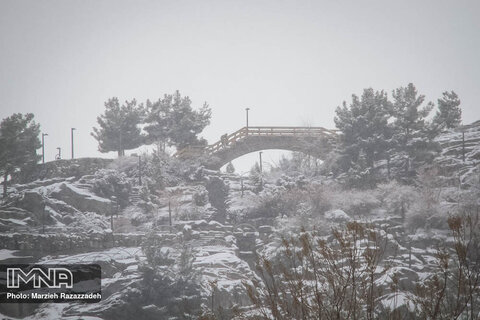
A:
1 0 479 173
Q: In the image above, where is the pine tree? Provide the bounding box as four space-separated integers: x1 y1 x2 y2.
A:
226 162 235 173
0 113 41 197
144 91 211 151
334 88 392 187
205 176 229 223
390 83 439 174
91 98 145 157
433 91 462 129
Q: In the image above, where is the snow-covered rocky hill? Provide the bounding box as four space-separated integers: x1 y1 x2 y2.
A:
0 122 479 319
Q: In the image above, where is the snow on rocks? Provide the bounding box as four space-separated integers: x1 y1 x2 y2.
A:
50 183 114 216
324 209 351 222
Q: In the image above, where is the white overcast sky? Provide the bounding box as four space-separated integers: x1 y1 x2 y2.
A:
1 0 479 173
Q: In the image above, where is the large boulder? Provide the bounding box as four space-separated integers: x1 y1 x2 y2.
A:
50 183 114 216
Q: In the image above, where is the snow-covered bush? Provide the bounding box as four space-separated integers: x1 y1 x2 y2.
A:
91 169 131 208
205 176 229 222
137 185 156 213
331 188 381 217
99 234 203 319
249 163 264 193
405 167 445 231
248 188 306 219
143 152 185 189
193 188 208 206
377 181 417 216
275 174 309 190
305 184 333 215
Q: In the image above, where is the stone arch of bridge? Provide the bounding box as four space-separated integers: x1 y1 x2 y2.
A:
206 135 334 170
175 126 338 170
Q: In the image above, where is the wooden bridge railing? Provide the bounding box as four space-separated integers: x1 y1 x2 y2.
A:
175 126 338 158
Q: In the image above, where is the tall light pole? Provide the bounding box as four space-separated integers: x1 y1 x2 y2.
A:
259 151 263 189
138 155 142 186
245 108 250 129
41 133 48 164
259 151 263 174
71 128 76 159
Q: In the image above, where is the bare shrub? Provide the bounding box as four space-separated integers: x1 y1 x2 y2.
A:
245 222 390 319
412 211 480 319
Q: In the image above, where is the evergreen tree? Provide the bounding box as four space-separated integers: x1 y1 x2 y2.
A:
390 83 439 174
205 176 229 223
91 98 145 157
144 91 211 151
249 162 264 192
226 162 235 173
0 113 41 197
334 88 392 187
433 90 462 129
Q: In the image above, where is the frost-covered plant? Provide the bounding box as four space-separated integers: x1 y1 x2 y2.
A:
246 223 391 319
412 212 480 319
248 188 306 220
137 185 156 213
305 184 333 215
143 152 185 189
176 207 203 221
193 188 208 206
249 162 264 193
205 176 229 222
92 169 131 208
136 233 202 319
377 181 416 217
405 167 444 231
331 188 381 217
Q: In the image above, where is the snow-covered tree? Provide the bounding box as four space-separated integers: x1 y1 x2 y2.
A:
390 83 439 174
91 98 145 157
0 113 41 197
334 88 392 187
205 176 229 222
144 91 211 151
433 90 462 129
225 162 235 173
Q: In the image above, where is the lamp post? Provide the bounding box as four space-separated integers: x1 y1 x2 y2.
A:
41 133 48 164
138 155 142 186
259 151 263 189
71 128 76 159
259 151 263 174
245 108 250 129
239 171 249 198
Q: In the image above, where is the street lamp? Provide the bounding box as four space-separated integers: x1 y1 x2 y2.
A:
259 151 263 174
41 133 48 164
71 128 76 159
138 155 142 186
239 171 250 198
245 108 250 129
259 151 264 189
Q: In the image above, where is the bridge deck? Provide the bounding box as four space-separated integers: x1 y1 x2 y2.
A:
176 126 338 158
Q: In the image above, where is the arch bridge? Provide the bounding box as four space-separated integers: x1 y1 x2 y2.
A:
175 126 338 170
